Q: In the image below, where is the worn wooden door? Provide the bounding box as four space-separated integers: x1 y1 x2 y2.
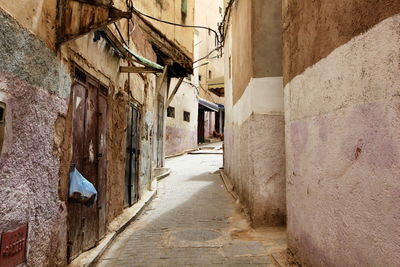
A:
97 90 107 239
124 104 140 206
68 83 86 260
81 81 99 251
157 97 164 167
68 76 108 261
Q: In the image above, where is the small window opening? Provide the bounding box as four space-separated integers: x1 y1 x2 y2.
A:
209 70 212 79
219 7 222 14
183 111 190 122
181 0 187 23
75 67 87 84
199 75 202 81
167 106 175 118
0 102 6 154
229 56 232 79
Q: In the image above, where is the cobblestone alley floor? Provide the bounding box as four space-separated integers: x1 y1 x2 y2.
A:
96 151 287 267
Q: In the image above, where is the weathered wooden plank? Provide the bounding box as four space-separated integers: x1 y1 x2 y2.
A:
166 77 184 107
119 66 161 73
155 65 169 96
58 1 131 44
72 0 112 7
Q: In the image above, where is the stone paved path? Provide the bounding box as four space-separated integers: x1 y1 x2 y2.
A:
97 153 286 267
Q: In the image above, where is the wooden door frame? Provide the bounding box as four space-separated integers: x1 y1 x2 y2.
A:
124 102 142 207
67 65 109 261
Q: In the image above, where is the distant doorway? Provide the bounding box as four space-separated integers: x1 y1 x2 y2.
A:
197 109 205 144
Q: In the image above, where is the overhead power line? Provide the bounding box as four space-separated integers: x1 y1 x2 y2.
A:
129 4 221 45
219 0 237 44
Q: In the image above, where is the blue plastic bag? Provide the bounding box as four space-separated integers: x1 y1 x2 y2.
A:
69 166 97 206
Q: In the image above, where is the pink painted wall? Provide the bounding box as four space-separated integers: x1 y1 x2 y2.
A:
165 126 197 156
284 9 400 266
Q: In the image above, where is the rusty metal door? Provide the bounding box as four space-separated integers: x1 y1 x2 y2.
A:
124 104 140 206
68 72 108 261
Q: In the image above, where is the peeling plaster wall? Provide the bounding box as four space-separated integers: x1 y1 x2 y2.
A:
284 3 400 265
0 8 71 266
0 0 165 264
59 27 158 226
135 0 194 58
0 0 57 49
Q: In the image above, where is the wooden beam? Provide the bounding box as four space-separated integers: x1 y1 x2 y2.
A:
71 0 112 7
57 1 131 44
156 65 169 96
132 13 193 74
166 77 184 107
119 66 161 73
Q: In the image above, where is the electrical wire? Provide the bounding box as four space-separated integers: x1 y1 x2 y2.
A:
129 4 221 45
113 22 129 47
193 46 222 64
219 0 237 44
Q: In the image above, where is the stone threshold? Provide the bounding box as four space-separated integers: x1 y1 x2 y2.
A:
165 141 223 159
154 167 171 181
68 179 158 267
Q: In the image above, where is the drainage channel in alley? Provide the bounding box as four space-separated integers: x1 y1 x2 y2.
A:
95 149 294 267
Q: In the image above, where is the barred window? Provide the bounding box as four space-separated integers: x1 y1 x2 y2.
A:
167 106 175 118
183 111 190 122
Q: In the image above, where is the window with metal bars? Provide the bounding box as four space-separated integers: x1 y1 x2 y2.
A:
183 111 190 122
167 106 175 118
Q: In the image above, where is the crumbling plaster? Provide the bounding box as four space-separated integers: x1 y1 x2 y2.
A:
0 71 69 266
0 8 71 266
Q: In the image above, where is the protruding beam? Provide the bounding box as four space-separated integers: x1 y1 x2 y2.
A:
166 77 184 107
57 0 132 45
119 66 161 73
156 65 169 96
71 0 113 7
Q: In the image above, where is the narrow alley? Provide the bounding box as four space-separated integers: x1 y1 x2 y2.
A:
96 148 287 267
0 0 399 266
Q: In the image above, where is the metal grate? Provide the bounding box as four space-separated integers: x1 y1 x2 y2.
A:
99 85 108 96
74 67 87 84
167 106 175 118
183 111 190 122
